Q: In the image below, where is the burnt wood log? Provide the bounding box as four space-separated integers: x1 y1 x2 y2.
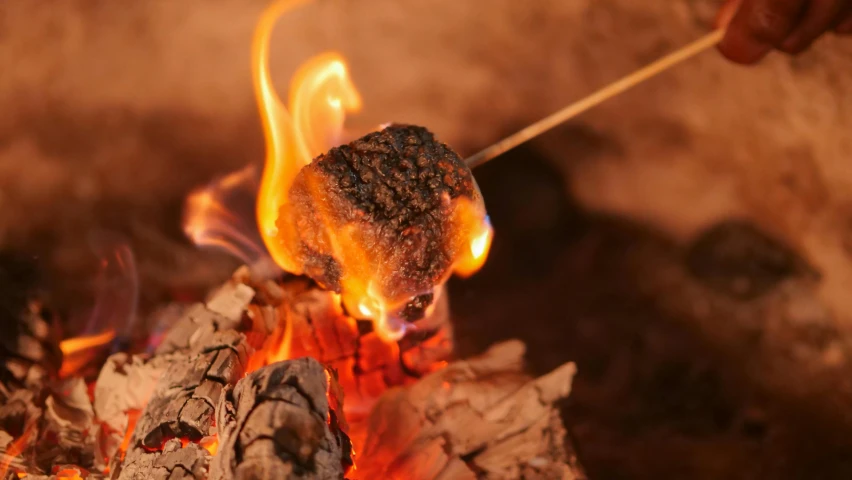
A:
35 378 96 472
155 273 258 356
0 393 38 477
0 369 100 477
114 330 251 480
358 340 586 480
107 269 265 477
158 267 452 429
3 264 530 479
92 352 171 473
13 466 105 480
211 358 352 480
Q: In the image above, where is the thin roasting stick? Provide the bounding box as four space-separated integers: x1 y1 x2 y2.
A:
465 29 725 169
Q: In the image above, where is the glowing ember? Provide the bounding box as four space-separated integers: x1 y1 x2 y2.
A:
199 436 218 456
52 467 84 480
0 424 34 478
324 369 334 426
245 308 293 373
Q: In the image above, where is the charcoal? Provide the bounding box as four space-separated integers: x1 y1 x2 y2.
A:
36 378 96 472
114 332 250 480
92 352 171 473
360 341 586 480
210 358 352 480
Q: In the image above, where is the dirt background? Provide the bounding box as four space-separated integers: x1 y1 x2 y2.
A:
2 0 852 478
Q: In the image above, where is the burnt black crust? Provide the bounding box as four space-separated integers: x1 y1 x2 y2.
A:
398 292 435 322
300 247 342 293
314 124 475 231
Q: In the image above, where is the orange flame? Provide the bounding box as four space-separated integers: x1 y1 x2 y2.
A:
450 204 494 278
324 369 334 426
245 308 293 373
200 436 219 456
58 330 116 378
53 468 84 480
60 330 116 356
183 165 267 264
247 0 492 344
118 409 141 461
253 0 361 277
0 424 35 478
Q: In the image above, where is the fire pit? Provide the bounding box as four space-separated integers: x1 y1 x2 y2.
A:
0 2 582 479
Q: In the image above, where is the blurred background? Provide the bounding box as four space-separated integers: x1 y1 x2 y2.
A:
2 0 852 478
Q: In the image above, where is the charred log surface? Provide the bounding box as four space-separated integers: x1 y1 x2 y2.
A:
155 274 257 356
0 390 40 476
211 358 352 480
359 340 584 480
0 388 40 444
118 439 211 480
115 330 251 480
36 378 96 472
22 466 105 480
4 266 458 478
0 380 101 477
92 352 169 473
285 124 485 311
0 255 79 477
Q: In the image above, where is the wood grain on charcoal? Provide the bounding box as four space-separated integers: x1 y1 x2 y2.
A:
115 331 250 480
110 273 259 479
211 359 351 480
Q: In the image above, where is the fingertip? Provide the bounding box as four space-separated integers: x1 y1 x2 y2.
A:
718 29 773 64
779 37 812 54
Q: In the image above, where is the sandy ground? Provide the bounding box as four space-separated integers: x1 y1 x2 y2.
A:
2 0 852 478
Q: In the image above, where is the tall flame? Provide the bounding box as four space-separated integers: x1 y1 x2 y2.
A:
58 330 116 378
251 0 491 342
0 424 34 478
253 0 361 274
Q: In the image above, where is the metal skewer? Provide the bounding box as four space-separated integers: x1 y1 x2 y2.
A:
465 29 725 169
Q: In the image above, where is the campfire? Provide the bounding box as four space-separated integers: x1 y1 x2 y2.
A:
0 1 581 479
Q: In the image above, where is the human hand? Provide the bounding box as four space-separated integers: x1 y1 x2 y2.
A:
717 0 852 64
